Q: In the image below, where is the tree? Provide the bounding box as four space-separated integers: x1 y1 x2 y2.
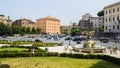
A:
0 22 12 35
71 27 81 36
26 27 31 34
36 28 41 34
31 27 36 34
98 26 104 32
97 10 104 17
12 26 21 34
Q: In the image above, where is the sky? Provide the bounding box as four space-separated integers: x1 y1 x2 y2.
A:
0 0 120 25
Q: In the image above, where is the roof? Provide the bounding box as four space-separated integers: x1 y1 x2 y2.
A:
104 1 120 9
37 16 60 21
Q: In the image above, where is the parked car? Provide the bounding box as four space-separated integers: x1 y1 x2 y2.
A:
47 36 52 40
2 35 7 38
65 36 72 40
99 38 109 43
35 39 43 42
53 36 60 40
73 36 86 41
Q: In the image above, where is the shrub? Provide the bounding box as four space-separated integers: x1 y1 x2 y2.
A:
59 53 68 57
35 52 44 57
45 52 59 57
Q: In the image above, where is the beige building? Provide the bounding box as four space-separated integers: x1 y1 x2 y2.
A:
0 15 7 25
35 16 60 35
104 2 120 32
12 18 34 29
103 2 120 39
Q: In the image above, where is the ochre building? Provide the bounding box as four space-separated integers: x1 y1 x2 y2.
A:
35 16 60 35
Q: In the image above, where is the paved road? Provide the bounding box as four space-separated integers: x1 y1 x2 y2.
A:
0 36 120 50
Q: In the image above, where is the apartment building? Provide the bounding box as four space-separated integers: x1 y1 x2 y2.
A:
35 16 60 35
104 2 120 39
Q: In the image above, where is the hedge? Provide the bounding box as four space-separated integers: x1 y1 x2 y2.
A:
0 46 45 53
0 52 119 66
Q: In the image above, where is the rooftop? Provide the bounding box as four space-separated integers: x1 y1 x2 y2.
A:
104 1 120 9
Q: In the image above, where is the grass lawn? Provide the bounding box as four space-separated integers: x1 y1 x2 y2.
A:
0 57 120 68
0 48 28 52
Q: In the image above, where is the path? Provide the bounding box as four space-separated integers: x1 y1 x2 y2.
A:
40 46 120 58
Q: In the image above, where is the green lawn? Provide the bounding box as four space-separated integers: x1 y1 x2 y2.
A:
0 57 120 68
0 48 28 52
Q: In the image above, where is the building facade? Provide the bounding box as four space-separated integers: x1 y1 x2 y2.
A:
104 2 120 32
12 18 34 29
82 13 92 21
78 13 93 30
0 15 7 25
104 2 120 39
90 16 104 30
35 16 60 35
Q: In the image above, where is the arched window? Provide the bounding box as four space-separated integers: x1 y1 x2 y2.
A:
109 17 111 22
117 25 119 30
113 25 115 29
117 7 119 12
113 17 115 21
117 16 119 20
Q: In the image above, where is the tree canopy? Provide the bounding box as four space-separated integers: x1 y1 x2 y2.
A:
71 27 81 36
97 10 104 17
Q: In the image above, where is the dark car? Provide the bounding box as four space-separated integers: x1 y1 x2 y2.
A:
99 38 109 43
73 37 82 41
73 36 86 41
2 35 7 38
65 37 72 40
47 36 52 40
35 39 43 43
53 36 60 40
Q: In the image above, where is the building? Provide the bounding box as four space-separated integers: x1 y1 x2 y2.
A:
35 16 60 35
90 16 104 30
78 13 93 30
6 16 12 27
103 2 120 39
82 13 92 21
12 18 34 29
79 20 92 30
0 14 7 25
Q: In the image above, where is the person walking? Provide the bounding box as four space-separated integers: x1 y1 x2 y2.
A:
113 45 118 54
45 48 48 53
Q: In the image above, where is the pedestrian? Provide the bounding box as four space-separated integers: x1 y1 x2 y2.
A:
113 45 118 54
31 47 35 54
109 47 112 54
45 48 48 53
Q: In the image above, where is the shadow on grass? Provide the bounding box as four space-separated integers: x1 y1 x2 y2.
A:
0 64 10 68
89 60 120 68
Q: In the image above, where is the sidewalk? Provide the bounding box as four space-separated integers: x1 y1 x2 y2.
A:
105 50 120 58
39 46 120 58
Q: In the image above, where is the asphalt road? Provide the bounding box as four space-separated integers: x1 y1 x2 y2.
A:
0 36 120 50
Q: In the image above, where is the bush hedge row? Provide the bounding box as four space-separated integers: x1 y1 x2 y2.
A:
0 52 119 66
0 46 45 53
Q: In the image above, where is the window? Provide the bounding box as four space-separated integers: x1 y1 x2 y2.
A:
117 16 119 20
113 9 115 13
113 17 115 21
113 25 115 29
109 10 111 14
105 26 107 30
117 7 119 12
106 18 107 22
109 17 111 22
106 10 107 15
117 25 119 30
